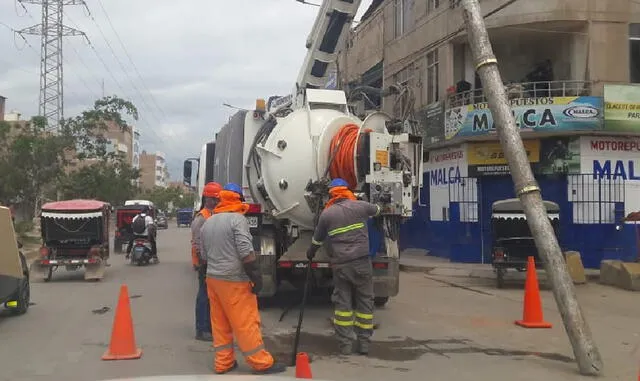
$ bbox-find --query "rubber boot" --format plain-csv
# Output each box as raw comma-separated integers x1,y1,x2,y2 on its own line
356,340,369,355
195,331,212,342
252,362,287,374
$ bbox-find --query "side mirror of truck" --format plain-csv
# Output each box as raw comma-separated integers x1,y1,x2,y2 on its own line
183,160,193,186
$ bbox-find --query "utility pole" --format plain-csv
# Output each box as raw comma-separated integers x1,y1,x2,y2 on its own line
460,0,603,376
17,0,88,131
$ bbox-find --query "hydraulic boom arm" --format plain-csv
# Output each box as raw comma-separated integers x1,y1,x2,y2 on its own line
293,0,362,109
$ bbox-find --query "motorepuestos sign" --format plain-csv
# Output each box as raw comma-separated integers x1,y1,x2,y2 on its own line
444,96,602,140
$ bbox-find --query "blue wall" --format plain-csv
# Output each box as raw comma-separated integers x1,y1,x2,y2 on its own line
400,173,639,269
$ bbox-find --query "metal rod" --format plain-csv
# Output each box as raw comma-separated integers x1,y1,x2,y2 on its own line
460,0,603,376
290,261,313,366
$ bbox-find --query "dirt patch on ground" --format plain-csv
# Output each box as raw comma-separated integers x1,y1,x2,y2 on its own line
264,331,574,364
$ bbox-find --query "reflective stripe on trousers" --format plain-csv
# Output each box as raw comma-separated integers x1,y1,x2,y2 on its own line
333,310,354,327
354,311,374,330
206,277,274,373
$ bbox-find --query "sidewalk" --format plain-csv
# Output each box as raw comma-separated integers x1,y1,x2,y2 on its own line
399,249,496,279
399,249,600,280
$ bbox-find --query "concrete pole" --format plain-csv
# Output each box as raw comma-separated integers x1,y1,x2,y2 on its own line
459,0,603,376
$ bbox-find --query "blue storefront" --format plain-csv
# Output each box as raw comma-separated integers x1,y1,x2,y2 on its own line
400,89,640,269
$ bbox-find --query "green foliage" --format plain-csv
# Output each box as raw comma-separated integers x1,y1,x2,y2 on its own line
0,96,142,217
0,118,71,215
59,158,140,206
138,185,195,213
14,220,37,243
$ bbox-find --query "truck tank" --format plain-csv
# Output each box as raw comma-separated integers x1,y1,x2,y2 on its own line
252,105,390,230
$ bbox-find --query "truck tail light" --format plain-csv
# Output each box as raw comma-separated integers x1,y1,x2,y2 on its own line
247,203,262,214
373,262,388,270
39,247,49,258
493,248,506,260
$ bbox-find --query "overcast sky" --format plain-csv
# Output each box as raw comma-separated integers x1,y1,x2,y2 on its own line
0,0,372,180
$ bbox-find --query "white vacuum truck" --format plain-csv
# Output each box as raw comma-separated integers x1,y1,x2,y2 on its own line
183,0,423,307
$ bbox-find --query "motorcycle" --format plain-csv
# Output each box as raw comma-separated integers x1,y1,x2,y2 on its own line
130,238,153,266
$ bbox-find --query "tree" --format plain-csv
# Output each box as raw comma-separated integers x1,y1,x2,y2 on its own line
0,96,142,217
0,116,71,217
59,96,141,205
138,185,196,212
59,158,140,206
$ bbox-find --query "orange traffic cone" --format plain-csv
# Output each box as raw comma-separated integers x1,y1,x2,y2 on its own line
102,284,143,360
295,352,313,379
515,256,552,329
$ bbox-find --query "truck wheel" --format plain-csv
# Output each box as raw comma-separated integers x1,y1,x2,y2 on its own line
374,297,389,308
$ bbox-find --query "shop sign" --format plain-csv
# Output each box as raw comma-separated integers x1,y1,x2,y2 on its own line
603,84,640,132
592,160,640,180
468,137,580,176
467,140,539,176
426,148,466,186
444,96,602,140
582,137,640,181
467,140,540,165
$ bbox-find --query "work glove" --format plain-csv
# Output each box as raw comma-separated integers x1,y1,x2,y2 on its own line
306,246,317,261
243,260,263,295
251,281,263,295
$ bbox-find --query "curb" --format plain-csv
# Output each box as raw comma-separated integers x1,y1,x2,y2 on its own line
399,263,436,274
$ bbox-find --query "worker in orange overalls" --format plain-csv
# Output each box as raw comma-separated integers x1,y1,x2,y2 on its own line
191,182,222,341
200,183,286,374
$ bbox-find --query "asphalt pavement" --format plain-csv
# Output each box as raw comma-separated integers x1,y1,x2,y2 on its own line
0,224,638,381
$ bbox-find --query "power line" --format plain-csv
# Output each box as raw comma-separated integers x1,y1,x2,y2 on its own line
94,0,168,120
81,4,164,129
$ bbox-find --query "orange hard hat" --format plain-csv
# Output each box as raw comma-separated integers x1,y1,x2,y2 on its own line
203,182,222,198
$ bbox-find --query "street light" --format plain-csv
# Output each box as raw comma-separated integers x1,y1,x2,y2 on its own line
222,103,249,111
296,0,320,6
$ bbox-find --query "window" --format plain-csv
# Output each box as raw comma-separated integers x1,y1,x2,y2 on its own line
426,49,439,104
394,0,414,38
630,24,640,83
428,0,440,13
394,65,414,86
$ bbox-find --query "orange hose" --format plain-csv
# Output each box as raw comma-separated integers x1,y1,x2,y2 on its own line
329,124,371,189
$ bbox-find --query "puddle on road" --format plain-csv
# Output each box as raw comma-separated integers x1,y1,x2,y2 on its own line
264,332,573,364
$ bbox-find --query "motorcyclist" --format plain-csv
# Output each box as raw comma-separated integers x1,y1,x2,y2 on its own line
126,206,158,263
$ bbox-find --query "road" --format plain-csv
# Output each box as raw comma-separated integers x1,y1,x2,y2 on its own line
0,224,637,381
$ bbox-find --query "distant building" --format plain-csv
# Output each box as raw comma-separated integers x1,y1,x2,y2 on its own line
65,120,134,173
0,95,6,120
139,150,169,190
168,181,192,193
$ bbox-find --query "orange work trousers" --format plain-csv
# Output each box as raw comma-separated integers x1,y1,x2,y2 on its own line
206,277,274,373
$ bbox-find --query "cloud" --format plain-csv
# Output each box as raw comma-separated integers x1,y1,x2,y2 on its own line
0,0,372,179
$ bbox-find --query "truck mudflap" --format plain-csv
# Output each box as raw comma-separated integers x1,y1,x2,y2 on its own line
372,256,400,298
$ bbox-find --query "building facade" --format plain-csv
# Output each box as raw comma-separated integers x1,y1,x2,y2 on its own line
139,150,169,190
339,0,640,268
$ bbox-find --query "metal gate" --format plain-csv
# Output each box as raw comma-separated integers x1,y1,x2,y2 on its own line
448,176,479,222
568,174,625,224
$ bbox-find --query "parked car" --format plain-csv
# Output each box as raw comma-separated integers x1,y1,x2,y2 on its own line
0,206,30,316
155,212,168,229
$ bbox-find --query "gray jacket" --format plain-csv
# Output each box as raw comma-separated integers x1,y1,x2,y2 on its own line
312,199,380,265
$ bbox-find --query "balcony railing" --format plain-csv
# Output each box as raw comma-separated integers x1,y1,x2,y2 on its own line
446,80,592,108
